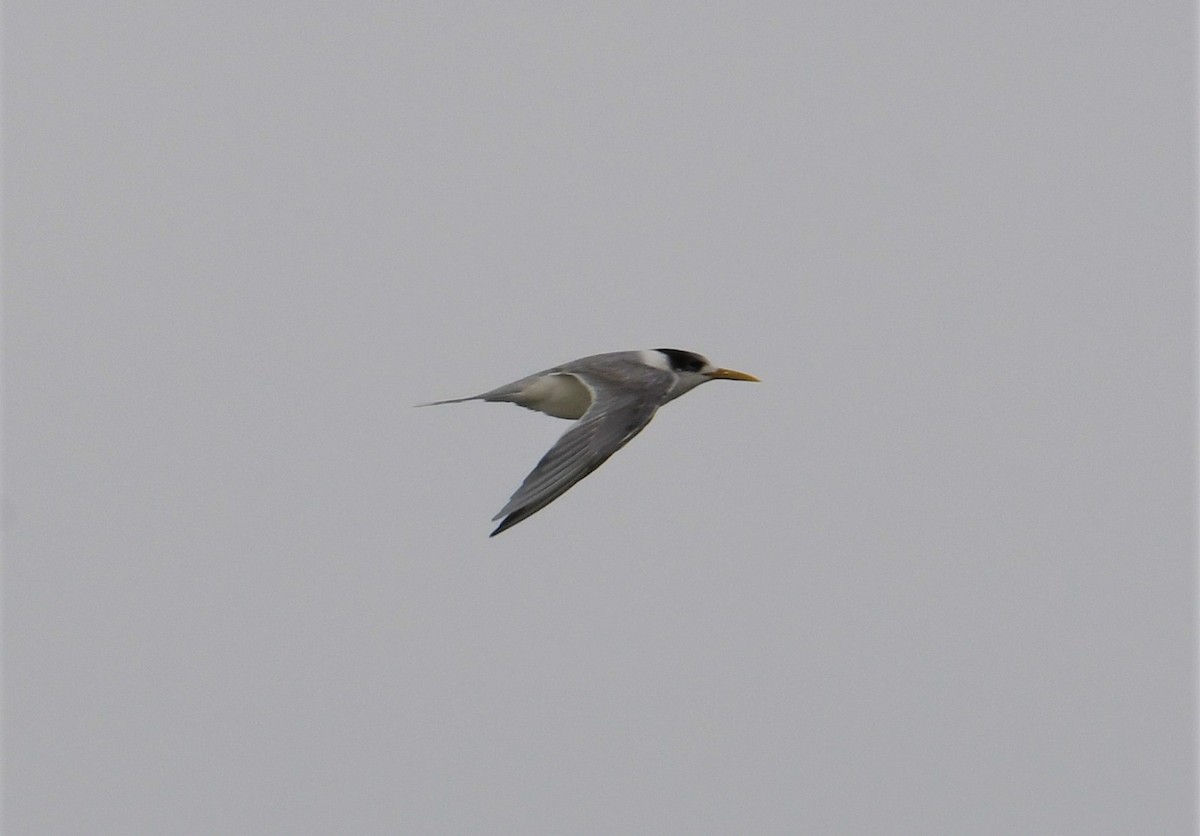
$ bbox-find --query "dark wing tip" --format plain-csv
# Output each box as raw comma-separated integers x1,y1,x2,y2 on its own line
490,503,541,536
489,513,520,537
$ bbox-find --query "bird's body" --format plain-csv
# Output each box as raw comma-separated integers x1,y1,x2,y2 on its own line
420,349,758,536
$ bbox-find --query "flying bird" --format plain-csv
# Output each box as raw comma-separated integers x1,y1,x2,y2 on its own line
419,348,759,536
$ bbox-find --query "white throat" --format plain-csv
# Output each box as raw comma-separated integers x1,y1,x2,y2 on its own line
665,371,710,401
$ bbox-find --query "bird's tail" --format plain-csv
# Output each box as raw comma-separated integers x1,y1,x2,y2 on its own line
413,395,481,408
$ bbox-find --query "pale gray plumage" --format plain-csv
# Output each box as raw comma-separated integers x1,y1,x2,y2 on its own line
419,349,759,536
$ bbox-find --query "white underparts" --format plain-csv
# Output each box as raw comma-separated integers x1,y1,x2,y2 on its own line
513,373,594,420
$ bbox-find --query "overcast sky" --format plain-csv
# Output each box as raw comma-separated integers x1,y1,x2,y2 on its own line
5,3,1196,834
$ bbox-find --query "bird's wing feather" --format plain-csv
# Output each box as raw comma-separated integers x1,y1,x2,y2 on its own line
489,367,671,536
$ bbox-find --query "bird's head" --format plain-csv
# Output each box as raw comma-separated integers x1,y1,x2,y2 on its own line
642,348,760,400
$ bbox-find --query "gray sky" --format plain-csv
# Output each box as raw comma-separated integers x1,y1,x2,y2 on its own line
5,3,1196,834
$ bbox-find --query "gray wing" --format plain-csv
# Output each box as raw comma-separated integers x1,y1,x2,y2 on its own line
489,370,669,536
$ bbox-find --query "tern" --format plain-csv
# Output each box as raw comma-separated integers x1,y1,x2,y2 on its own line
420,348,759,536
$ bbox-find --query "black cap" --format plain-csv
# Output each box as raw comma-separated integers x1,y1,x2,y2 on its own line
654,348,708,373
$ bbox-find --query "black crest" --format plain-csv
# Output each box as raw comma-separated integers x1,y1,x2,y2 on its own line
655,348,707,373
